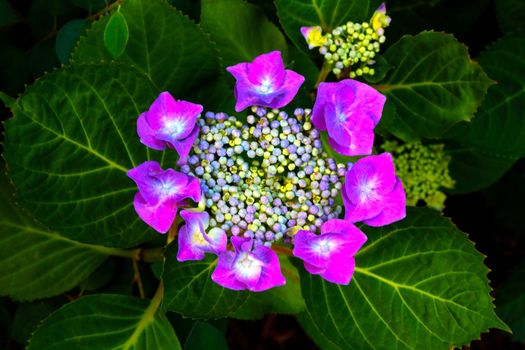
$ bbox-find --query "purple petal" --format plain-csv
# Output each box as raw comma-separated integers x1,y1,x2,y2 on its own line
248,51,285,88
300,26,314,40
364,177,406,226
211,251,247,291
312,82,336,131
137,113,166,150
172,125,200,166
133,192,177,234
343,153,401,225
226,51,304,112
177,210,227,261
127,161,164,204
321,219,368,256
326,120,375,156
250,245,286,291
353,80,386,126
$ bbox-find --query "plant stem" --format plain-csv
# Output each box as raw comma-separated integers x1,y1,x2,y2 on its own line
139,247,165,263
315,61,331,89
132,258,145,298
272,244,293,256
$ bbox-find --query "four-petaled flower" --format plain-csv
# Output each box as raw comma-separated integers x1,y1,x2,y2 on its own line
138,92,202,165
293,219,367,284
300,26,328,49
177,209,227,261
127,161,201,233
212,236,286,292
371,3,391,35
226,51,305,112
342,153,406,226
312,79,386,156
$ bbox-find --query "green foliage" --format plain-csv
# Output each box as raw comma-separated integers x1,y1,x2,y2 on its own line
183,322,228,350
0,166,119,301
27,294,181,350
3,63,176,247
55,19,89,64
297,208,508,349
0,0,17,28
73,0,220,96
275,0,370,52
496,0,525,35
377,31,493,141
103,8,129,58
162,244,248,318
448,36,525,159
200,0,288,67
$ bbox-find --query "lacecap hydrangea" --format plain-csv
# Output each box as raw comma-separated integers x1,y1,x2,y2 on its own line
127,50,406,291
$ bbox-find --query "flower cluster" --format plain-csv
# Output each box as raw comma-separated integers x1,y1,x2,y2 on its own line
301,3,391,78
127,50,406,292
382,141,454,210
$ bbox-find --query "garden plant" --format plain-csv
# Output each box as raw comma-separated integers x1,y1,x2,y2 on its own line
0,0,524,349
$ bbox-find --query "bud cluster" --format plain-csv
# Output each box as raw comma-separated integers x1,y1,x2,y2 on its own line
181,107,349,247
382,141,454,210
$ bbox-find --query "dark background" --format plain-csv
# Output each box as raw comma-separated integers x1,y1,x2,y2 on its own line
1,0,524,349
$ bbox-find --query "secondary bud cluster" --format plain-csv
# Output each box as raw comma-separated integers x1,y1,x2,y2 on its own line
181,107,348,247
382,141,454,210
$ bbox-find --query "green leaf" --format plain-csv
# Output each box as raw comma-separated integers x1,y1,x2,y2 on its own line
0,90,15,108
162,243,248,318
298,207,509,350
229,255,306,320
73,0,220,96
445,143,515,194
55,19,89,64
447,36,525,159
103,8,129,58
497,260,525,342
376,31,493,141
183,322,228,350
27,293,181,350
3,63,176,247
0,0,17,28
275,0,369,52
496,0,525,35
10,299,64,345
0,164,136,301
69,0,111,11
200,0,288,67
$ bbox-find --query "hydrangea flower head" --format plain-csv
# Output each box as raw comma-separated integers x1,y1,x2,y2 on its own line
312,79,386,156
293,219,367,284
138,92,202,164
226,51,305,112
177,209,227,261
343,153,406,226
128,51,406,291
212,236,286,292
127,161,201,233
300,26,328,49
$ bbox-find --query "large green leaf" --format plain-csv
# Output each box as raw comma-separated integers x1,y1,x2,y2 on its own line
27,294,181,349
445,143,515,194
229,255,306,320
496,0,525,35
0,164,135,301
183,322,228,350
73,0,220,96
298,208,508,350
376,31,492,141
200,0,288,67
162,243,248,318
3,63,176,247
447,36,525,159
103,9,129,58
275,0,369,52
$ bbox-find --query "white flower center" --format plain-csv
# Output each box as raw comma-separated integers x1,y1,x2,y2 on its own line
312,238,337,257
257,77,274,94
358,176,381,202
163,117,186,138
235,252,263,279
157,180,179,198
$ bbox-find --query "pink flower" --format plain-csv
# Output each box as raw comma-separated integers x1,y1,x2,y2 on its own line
177,210,227,261
127,161,201,233
226,51,304,112
137,92,202,165
293,219,367,284
211,237,286,292
312,80,385,156
342,153,406,226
